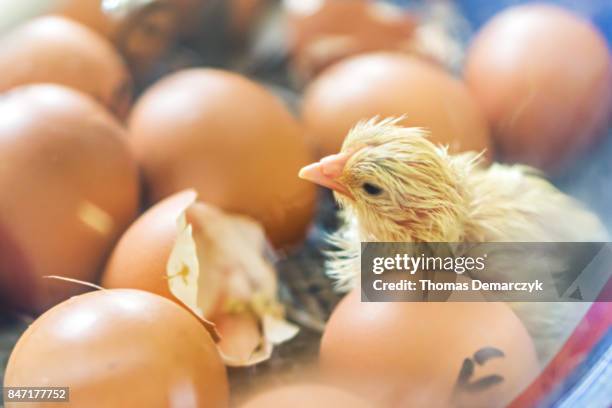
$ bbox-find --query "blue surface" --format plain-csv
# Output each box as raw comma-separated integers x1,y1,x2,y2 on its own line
548,329,612,408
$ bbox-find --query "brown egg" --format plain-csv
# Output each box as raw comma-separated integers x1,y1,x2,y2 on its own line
285,0,417,81
320,290,539,407
0,85,139,314
52,0,189,77
241,384,373,408
129,69,316,247
302,52,492,159
0,16,132,118
103,190,299,366
464,4,612,172
102,190,197,303
4,289,229,408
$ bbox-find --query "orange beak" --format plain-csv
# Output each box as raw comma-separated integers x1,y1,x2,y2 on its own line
298,152,353,199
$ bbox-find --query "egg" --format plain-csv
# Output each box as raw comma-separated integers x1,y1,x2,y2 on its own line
0,84,139,314
302,52,492,159
103,191,195,303
0,16,132,118
240,384,373,408
285,0,417,81
102,190,299,366
320,290,539,407
51,0,193,77
129,68,316,247
3,289,229,408
464,4,612,172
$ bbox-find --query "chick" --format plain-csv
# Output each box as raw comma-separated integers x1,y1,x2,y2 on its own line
299,117,608,365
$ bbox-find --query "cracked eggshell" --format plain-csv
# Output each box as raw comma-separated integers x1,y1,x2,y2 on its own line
241,384,373,408
102,190,298,366
320,290,539,407
285,0,417,81
464,4,612,172
0,84,140,314
4,289,229,408
301,52,492,160
102,191,225,327
129,69,317,247
0,16,132,119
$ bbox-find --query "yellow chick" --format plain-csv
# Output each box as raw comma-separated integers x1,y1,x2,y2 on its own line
299,117,608,365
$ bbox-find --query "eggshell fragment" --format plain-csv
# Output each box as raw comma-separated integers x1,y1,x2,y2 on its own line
302,52,492,159
129,68,316,247
0,84,139,314
102,190,299,366
320,290,539,407
3,289,229,408
240,384,373,408
0,16,132,118
464,4,612,172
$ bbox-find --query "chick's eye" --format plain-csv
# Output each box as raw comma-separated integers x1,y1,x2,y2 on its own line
362,182,383,196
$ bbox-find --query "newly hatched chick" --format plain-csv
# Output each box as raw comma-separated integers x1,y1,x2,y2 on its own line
299,117,608,365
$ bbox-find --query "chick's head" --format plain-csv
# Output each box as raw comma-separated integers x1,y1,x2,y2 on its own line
300,118,469,242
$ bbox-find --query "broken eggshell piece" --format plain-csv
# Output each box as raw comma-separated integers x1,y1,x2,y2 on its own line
170,200,300,365
103,190,298,366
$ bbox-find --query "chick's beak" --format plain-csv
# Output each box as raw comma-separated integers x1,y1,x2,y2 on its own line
299,153,353,199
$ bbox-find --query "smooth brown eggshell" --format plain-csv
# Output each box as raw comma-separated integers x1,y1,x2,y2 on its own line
129,68,316,247
241,384,373,408
3,289,229,408
285,0,417,81
320,290,539,407
302,52,492,159
0,84,139,314
464,4,612,172
102,190,197,303
0,15,132,118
